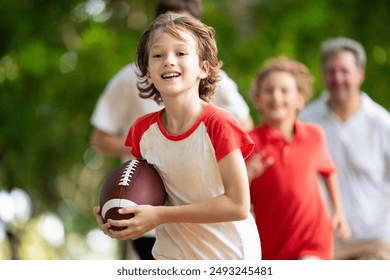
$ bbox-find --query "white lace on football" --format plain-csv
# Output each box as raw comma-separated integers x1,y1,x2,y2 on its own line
118,160,139,186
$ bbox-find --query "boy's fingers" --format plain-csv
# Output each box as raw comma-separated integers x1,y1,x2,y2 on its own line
118,206,137,214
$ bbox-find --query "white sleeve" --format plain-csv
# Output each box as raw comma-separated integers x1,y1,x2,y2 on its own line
212,69,250,123
90,64,136,136
90,64,161,137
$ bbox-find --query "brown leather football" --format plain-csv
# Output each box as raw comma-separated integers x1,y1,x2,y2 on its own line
99,159,166,231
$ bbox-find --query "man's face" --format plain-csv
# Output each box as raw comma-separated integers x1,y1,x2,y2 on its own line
322,51,365,104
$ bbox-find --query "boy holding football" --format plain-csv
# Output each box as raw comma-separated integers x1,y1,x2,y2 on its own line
93,13,261,260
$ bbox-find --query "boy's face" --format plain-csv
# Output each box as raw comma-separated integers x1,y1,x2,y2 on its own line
146,28,207,98
322,51,364,105
254,71,304,123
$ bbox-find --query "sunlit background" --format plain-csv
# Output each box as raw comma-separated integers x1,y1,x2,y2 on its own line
1,0,389,259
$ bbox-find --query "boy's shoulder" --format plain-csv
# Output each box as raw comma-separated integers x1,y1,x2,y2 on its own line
132,110,161,130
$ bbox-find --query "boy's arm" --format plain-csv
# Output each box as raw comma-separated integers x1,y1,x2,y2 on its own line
90,129,131,157
322,173,351,242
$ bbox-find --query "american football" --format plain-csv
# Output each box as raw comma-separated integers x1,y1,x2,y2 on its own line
99,159,166,230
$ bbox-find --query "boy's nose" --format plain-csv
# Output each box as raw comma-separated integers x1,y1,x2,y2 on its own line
163,53,176,66
271,90,283,101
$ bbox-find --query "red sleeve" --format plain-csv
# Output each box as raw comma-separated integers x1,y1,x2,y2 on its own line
125,121,142,159
124,112,159,159
205,105,254,162
246,128,263,162
311,124,337,177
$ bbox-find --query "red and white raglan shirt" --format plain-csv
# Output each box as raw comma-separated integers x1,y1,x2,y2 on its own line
125,104,261,260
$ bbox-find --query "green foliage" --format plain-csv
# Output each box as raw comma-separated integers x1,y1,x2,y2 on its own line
0,0,389,254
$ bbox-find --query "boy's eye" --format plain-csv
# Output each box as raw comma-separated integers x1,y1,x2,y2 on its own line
152,54,162,58
177,51,186,56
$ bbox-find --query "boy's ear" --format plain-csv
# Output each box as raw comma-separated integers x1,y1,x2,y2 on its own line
200,60,209,79
253,93,263,111
297,93,306,111
147,69,152,84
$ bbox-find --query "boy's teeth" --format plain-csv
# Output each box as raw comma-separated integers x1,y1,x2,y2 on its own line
162,73,180,78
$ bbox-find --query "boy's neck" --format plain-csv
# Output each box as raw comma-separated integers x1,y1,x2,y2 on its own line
162,98,208,135
264,118,296,142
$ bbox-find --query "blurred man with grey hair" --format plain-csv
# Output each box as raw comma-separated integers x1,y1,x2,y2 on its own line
300,36,390,259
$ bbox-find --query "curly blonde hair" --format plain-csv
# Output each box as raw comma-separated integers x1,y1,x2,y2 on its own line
136,12,222,104
250,56,314,104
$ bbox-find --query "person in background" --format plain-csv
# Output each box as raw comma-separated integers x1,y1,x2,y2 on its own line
300,37,390,260
94,12,261,260
246,56,350,260
90,0,254,259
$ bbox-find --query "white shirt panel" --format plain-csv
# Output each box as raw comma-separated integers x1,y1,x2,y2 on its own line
136,120,260,259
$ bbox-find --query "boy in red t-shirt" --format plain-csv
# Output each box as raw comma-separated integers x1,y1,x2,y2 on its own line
246,56,350,260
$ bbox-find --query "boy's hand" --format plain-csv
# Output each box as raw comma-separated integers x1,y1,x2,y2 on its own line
246,152,274,182
332,213,351,242
93,206,112,234
93,205,160,240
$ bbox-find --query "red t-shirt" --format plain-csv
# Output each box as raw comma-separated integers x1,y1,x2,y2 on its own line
248,121,336,260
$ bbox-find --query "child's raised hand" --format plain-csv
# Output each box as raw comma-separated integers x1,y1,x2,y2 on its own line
246,152,274,182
